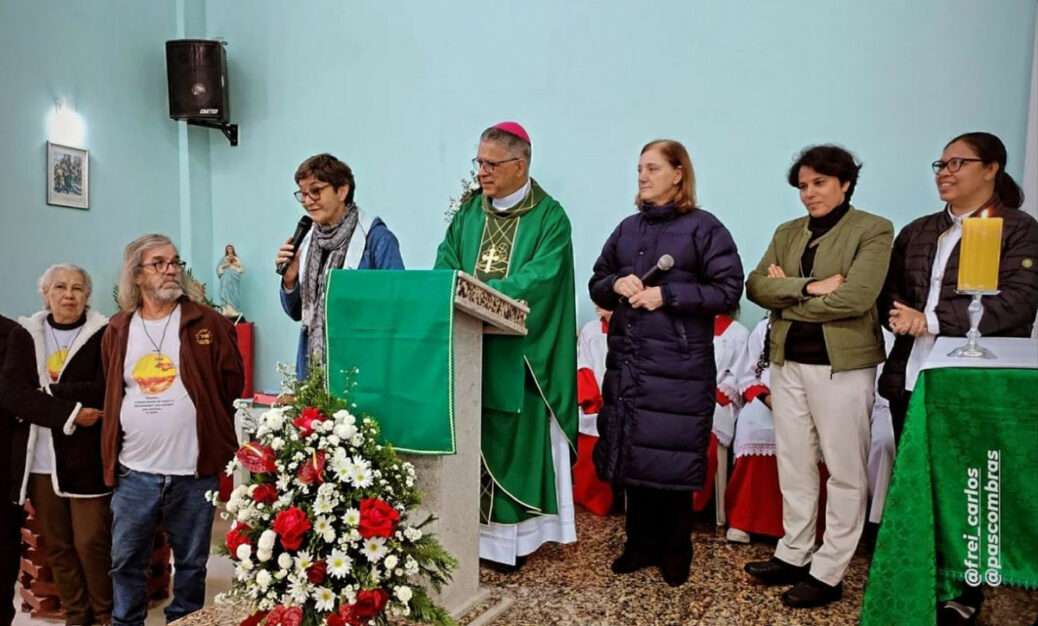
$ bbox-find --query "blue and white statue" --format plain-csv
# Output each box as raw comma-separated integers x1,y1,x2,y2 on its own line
217,243,244,318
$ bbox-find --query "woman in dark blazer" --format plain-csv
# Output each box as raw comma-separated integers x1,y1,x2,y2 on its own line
878,132,1038,625
589,139,743,586
0,264,111,626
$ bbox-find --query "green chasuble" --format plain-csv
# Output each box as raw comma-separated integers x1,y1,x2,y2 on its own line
434,179,577,525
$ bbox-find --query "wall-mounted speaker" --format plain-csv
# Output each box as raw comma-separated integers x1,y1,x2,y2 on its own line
165,39,229,123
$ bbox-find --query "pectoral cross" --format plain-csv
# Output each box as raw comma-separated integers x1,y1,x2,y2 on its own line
481,246,501,273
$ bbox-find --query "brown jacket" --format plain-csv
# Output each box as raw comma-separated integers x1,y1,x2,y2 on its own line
101,298,244,486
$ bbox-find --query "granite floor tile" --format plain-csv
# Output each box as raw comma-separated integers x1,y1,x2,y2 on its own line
479,508,1037,625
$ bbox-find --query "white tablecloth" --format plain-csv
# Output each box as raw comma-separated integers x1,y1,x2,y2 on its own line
923,337,1038,371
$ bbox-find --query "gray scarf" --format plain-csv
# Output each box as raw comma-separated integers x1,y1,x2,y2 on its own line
301,204,360,365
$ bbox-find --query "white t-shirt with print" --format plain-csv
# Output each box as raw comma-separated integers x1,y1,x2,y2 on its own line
119,306,199,475
31,323,82,473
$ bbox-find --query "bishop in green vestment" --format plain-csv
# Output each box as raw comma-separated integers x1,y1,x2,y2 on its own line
434,122,577,566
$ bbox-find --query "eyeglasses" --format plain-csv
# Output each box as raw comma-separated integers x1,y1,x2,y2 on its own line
139,259,187,273
932,158,984,174
472,157,519,173
293,183,331,203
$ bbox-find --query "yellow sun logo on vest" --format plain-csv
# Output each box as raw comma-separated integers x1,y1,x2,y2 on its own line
132,353,178,395
46,349,67,382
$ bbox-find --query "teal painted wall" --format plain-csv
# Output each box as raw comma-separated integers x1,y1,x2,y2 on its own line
2,1,1035,393
0,1,185,317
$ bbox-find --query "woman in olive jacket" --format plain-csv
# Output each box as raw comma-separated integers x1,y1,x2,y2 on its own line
744,145,893,609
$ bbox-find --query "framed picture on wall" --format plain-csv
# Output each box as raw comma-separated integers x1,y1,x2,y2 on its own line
46,142,89,209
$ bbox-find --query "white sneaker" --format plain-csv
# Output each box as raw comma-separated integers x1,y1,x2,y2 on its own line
726,528,750,543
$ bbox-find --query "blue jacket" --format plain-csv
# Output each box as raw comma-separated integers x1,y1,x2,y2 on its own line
589,204,743,490
279,216,403,380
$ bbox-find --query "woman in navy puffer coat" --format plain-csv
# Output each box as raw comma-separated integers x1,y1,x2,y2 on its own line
589,139,743,586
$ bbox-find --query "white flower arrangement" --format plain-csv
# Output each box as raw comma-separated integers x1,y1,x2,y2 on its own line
212,367,455,626
443,170,481,223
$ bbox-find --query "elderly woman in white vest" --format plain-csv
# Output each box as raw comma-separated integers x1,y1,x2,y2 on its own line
274,153,404,379
0,263,111,625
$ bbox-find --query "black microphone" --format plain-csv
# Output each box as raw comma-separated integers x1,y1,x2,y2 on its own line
276,216,314,276
640,254,674,285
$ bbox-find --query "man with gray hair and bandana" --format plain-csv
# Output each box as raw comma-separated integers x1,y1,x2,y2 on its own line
101,234,243,626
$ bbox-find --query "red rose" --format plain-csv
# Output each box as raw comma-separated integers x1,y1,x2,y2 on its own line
236,442,277,473
251,483,278,505
224,523,251,557
307,559,327,584
273,507,311,551
296,450,326,486
265,605,303,626
358,498,400,539
352,588,389,620
326,604,360,626
292,406,326,437
238,610,268,626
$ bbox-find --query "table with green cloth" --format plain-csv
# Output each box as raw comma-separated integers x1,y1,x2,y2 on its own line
862,337,1038,625
324,269,460,455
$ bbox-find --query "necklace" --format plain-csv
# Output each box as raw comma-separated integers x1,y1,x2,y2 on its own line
140,304,178,363
48,321,84,376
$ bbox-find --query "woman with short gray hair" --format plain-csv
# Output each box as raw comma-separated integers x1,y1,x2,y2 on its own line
0,263,112,625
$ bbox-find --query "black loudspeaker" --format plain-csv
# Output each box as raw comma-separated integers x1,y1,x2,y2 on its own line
165,39,229,123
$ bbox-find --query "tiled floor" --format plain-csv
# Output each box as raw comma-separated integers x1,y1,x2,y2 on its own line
10,509,1037,625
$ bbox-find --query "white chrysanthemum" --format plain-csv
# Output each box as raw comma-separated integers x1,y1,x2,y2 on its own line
350,433,365,447
258,530,277,551
326,434,341,446
294,551,314,573
276,474,292,492
370,566,382,583
270,437,286,451
404,556,419,574
225,458,238,477
287,576,310,604
361,537,388,562
395,585,413,603
256,569,272,589
328,549,353,578
403,527,423,542
236,544,252,560
351,466,373,489
383,555,398,570
313,495,335,516
330,451,354,482
262,408,286,430
313,516,335,543
277,552,293,570
312,586,336,612
256,548,272,563
234,562,251,580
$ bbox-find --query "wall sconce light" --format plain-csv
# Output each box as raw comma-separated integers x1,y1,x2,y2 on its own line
46,98,86,147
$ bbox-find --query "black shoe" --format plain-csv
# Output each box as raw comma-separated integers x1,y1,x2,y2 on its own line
481,555,525,574
937,586,983,625
611,549,656,574
744,557,810,586
659,554,691,587
781,575,843,608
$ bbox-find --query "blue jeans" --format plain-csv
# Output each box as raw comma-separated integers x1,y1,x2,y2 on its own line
110,466,218,626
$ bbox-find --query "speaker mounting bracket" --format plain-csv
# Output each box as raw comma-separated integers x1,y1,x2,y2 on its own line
186,120,239,146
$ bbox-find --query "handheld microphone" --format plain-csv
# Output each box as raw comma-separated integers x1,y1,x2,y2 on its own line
276,216,314,276
640,254,674,285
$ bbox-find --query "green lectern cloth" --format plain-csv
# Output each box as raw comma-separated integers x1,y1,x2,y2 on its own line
861,368,1038,626
324,269,458,455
